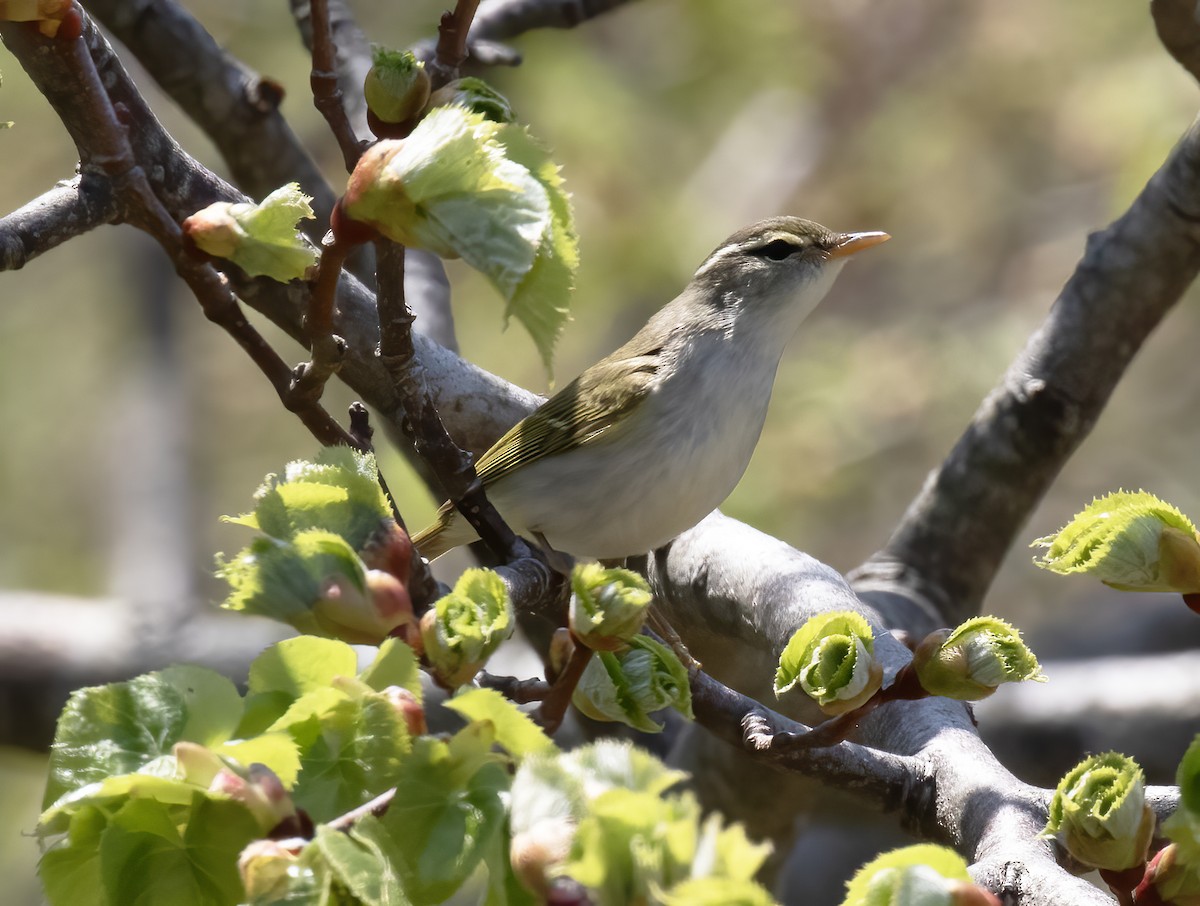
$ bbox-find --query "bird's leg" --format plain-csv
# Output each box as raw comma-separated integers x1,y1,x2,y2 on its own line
533,531,576,576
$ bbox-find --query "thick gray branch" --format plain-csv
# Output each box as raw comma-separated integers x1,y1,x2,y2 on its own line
1153,0,1200,84
470,0,637,41
0,175,114,270
850,115,1200,625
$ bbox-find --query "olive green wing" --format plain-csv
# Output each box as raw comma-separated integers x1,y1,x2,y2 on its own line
475,346,662,485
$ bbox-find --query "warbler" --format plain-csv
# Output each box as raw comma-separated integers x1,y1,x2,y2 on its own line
414,217,889,561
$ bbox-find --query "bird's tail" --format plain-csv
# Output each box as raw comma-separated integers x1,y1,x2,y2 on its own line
411,501,479,561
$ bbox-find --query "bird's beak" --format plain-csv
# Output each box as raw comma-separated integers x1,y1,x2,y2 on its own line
827,231,891,259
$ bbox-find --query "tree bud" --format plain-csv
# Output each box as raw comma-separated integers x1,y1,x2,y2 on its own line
420,568,513,687
913,616,1045,701
363,47,430,126
775,611,882,715
568,563,652,651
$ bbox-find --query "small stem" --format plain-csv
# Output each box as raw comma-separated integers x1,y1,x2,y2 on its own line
374,239,526,562
428,0,482,88
478,671,552,703
309,0,364,170
1099,866,1147,906
326,786,395,830
535,641,593,735
288,238,351,411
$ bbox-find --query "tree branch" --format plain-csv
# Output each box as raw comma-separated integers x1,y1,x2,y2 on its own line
469,0,637,42
850,113,1200,626
1152,0,1200,84
0,174,114,270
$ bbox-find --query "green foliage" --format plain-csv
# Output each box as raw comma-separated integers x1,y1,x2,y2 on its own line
218,450,416,645
1032,489,1200,594
840,844,974,906
342,106,577,371
1042,751,1154,871
572,635,693,733
427,76,516,124
569,562,653,650
183,183,318,282
419,568,514,687
775,611,882,715
363,46,429,124
913,616,1045,701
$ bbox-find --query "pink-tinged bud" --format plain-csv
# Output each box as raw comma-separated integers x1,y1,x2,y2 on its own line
312,569,415,645
381,685,427,737
173,741,225,787
209,762,296,833
548,628,575,682
360,520,413,581
511,816,576,897
238,839,300,902
949,881,1003,906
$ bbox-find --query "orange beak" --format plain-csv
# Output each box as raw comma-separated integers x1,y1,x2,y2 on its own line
827,231,891,260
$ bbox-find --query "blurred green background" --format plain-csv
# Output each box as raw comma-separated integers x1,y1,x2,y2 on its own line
3,1,1200,902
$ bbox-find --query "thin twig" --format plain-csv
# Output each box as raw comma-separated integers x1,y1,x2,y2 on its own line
478,671,552,703
288,237,350,412
309,0,364,170
534,641,592,734
428,0,483,88
326,787,395,830
33,9,359,451
375,239,526,560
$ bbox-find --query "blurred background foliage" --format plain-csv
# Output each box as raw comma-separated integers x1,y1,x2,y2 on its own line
4,0,1200,902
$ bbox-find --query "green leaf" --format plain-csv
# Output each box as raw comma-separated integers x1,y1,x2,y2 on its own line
379,732,509,905
45,674,189,808
658,877,777,906
314,823,411,906
572,636,692,733
774,611,882,715
444,687,555,758
427,77,515,124
841,844,972,906
248,637,360,700
227,448,393,550
342,107,577,371
360,637,423,700
41,770,201,834
158,665,244,748
99,794,258,906
40,805,108,906
1164,736,1200,860
1032,489,1200,593
215,733,302,789
289,691,412,823
183,183,317,283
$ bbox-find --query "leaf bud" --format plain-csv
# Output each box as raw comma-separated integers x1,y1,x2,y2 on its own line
363,47,430,128
380,684,427,737
841,844,996,906
1041,752,1154,871
426,76,516,123
511,816,576,897
572,635,692,733
568,563,652,651
311,568,415,645
420,568,513,687
913,616,1045,701
774,611,882,715
208,761,297,834
1032,490,1200,594
238,839,301,902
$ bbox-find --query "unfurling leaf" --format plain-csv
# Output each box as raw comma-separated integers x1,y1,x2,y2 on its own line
1041,752,1154,871
572,635,692,733
420,568,514,686
342,106,576,371
427,76,516,123
775,611,882,715
183,182,318,282
841,844,998,906
569,563,653,650
913,616,1045,701
1032,490,1200,594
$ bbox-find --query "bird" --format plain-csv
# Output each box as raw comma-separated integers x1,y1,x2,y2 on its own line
413,216,889,562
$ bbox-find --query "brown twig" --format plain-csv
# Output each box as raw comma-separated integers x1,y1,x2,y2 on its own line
428,0,483,88
326,786,395,830
375,240,526,561
535,640,592,734
287,237,351,412
28,8,359,452
308,0,364,170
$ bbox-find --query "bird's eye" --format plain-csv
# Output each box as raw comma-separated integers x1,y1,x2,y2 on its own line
750,238,798,261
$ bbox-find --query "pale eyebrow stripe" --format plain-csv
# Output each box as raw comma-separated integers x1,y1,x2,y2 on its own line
692,232,799,277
